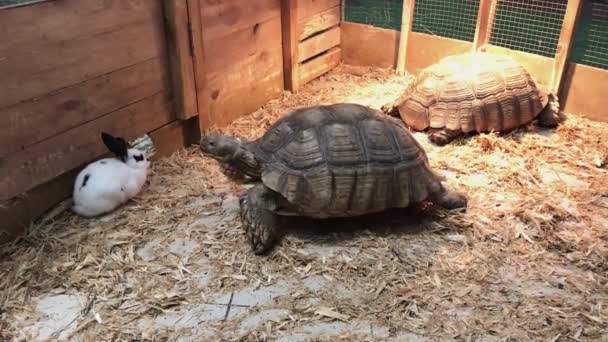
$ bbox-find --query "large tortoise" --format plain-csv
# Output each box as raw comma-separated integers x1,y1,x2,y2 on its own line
382,52,561,145
200,103,467,254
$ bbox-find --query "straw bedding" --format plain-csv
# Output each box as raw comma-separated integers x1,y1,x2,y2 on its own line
1,64,607,341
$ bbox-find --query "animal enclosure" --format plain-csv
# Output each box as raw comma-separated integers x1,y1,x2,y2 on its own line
1,0,607,340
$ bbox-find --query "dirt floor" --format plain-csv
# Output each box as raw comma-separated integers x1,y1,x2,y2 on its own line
1,64,607,341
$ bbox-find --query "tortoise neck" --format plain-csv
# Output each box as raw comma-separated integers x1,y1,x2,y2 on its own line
232,145,262,179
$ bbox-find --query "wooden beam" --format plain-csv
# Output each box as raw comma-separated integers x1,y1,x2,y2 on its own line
298,26,341,62
473,0,498,51
299,47,342,85
281,0,300,92
186,0,210,133
162,0,198,120
298,5,340,41
551,0,583,96
396,0,415,74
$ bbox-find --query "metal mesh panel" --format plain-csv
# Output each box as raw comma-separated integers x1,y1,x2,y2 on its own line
412,0,480,42
343,0,403,30
489,0,567,57
571,1,608,70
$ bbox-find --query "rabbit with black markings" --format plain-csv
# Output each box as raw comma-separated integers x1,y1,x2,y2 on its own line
72,132,150,217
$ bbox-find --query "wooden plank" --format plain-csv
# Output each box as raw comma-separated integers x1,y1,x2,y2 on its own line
473,0,498,51
148,118,201,160
341,22,400,68
162,0,199,120
396,0,415,74
299,47,341,85
485,44,554,87
203,17,283,73
297,0,340,21
0,0,165,109
561,63,608,123
406,32,473,74
0,58,168,158
199,0,281,39
282,0,300,92
0,167,78,245
0,92,175,201
298,5,340,41
298,26,341,62
203,48,285,127
551,0,582,95
186,0,211,132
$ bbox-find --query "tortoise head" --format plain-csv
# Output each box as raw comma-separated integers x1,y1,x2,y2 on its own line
199,133,242,162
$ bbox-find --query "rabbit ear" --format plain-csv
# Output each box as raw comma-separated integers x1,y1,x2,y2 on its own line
101,132,128,161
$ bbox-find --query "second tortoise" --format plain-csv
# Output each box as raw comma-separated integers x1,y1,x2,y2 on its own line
382,52,561,145
200,103,467,254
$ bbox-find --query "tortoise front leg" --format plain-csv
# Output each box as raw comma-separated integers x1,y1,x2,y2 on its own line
537,93,561,128
429,184,467,210
221,162,245,181
428,128,463,146
239,184,282,255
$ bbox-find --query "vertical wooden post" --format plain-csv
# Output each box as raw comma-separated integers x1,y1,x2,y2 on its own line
396,0,415,75
186,0,211,133
161,0,199,120
551,0,582,96
473,0,498,51
281,0,300,92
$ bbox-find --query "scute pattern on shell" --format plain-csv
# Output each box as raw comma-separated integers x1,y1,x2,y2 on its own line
252,104,444,218
397,53,548,133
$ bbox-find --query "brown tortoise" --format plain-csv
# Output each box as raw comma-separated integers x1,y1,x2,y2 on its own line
382,52,561,145
200,103,467,255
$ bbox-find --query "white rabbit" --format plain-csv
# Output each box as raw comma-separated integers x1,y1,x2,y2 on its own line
72,132,150,217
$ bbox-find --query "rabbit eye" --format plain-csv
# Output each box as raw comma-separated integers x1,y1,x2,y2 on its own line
134,154,144,162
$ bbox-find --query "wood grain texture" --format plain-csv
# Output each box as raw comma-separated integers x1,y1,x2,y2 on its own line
0,0,165,109
341,22,400,68
0,92,175,201
0,58,168,158
298,5,340,41
162,0,199,119
297,0,340,21
282,0,300,92
561,63,608,123
551,0,582,95
186,0,210,131
396,0,415,74
199,0,281,39
148,117,201,160
299,47,341,85
298,26,340,62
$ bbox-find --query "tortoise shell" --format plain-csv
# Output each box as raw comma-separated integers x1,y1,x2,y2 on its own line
396,52,549,133
250,103,445,218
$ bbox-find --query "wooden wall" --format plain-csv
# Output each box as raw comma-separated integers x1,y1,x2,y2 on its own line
282,0,342,92
0,0,192,242
191,0,285,129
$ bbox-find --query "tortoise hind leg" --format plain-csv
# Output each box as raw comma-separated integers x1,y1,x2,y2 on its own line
428,128,463,146
537,93,561,128
429,185,467,210
239,184,283,255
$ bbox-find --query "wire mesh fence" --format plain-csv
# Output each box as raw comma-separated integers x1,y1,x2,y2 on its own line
489,0,567,57
571,0,608,70
412,0,480,42
343,0,403,30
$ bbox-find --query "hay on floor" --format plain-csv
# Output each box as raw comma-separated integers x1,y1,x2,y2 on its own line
1,64,607,341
